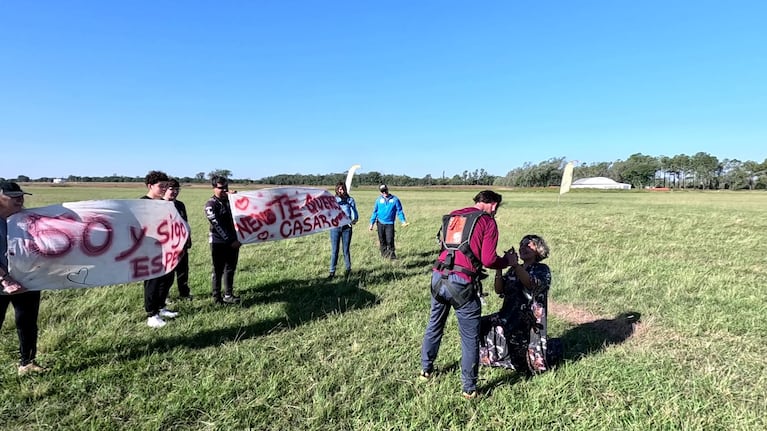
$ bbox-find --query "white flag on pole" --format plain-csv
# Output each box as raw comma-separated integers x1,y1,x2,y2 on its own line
560,161,574,195
345,164,361,192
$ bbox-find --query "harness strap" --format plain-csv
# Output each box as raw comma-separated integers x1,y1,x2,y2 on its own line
433,262,476,279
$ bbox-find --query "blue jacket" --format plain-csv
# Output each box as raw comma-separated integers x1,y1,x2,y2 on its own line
369,194,406,225
336,195,359,226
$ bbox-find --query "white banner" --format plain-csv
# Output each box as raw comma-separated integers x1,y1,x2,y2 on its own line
230,187,351,244
7,199,189,291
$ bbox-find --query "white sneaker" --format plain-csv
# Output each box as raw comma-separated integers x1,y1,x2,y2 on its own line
159,308,179,319
147,315,166,328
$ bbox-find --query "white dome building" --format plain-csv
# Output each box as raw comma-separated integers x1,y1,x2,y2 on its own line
571,177,631,190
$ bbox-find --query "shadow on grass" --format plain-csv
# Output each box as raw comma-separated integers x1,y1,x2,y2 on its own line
402,249,439,271
67,277,379,371
558,311,642,361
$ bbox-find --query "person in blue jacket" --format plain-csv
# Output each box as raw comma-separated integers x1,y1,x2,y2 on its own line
328,181,359,279
368,184,407,259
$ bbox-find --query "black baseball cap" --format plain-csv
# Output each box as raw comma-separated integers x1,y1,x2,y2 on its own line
0,181,32,198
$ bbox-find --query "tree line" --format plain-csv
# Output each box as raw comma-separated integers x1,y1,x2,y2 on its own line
494,153,767,190
6,153,766,190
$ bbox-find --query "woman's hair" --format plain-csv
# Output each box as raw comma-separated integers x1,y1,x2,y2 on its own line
521,234,550,261
335,181,348,196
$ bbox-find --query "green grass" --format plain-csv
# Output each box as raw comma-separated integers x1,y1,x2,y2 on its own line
2,186,766,430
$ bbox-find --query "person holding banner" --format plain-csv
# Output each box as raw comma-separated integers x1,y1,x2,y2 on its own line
328,181,359,279
141,171,179,328
368,184,407,259
0,181,47,374
163,178,193,301
204,176,241,305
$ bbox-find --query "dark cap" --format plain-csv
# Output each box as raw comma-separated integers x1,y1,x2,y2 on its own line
379,184,388,192
0,181,32,198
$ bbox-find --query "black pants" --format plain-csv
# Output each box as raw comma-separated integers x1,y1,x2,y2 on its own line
144,272,174,317
211,243,240,298
0,291,41,366
172,250,190,298
376,223,396,258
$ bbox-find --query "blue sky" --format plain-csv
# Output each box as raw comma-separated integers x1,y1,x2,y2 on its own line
2,1,765,180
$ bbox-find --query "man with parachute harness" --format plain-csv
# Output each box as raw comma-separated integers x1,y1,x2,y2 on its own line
419,190,514,399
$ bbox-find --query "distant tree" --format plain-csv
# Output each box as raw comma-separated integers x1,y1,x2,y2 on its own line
208,169,232,179
690,152,720,189
617,153,658,188
365,171,383,186
658,155,671,187
671,154,691,188
16,175,30,182
573,161,615,180
721,159,747,190
741,160,762,190
195,172,205,181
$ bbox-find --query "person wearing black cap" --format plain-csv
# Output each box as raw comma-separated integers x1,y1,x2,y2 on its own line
368,184,407,259
0,181,47,375
204,175,241,304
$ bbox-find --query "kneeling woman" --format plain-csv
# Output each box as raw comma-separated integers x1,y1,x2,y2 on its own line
480,234,553,372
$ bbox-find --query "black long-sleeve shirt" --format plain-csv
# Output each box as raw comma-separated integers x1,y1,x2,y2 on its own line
204,195,237,245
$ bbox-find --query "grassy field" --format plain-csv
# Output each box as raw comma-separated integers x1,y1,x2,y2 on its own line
2,185,766,430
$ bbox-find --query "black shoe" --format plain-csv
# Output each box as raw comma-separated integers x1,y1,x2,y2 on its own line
344,269,352,278
213,295,224,305
223,294,241,304
327,272,335,280
419,369,433,381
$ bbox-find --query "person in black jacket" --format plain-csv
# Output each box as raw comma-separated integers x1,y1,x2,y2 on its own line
0,181,47,374
163,178,192,301
204,176,241,304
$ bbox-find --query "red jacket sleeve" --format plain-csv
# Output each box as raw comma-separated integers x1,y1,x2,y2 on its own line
471,215,507,270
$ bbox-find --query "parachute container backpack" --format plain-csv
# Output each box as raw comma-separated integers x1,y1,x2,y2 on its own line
432,211,488,307
437,210,485,277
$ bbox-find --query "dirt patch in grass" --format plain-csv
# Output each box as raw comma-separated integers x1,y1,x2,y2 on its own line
550,300,645,343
